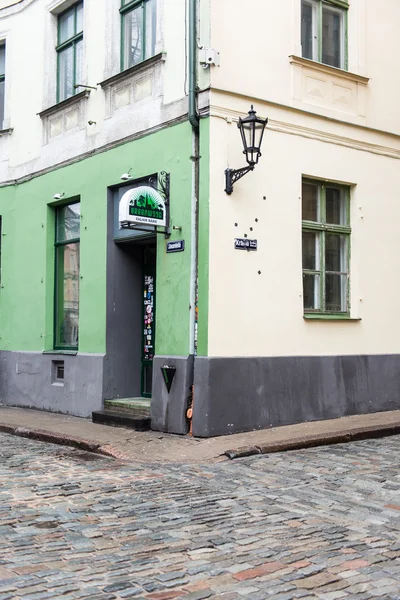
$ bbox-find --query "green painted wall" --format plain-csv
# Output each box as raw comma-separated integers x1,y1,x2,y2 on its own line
0,121,195,356
196,117,210,357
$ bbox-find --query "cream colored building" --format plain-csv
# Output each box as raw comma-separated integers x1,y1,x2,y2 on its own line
191,0,400,436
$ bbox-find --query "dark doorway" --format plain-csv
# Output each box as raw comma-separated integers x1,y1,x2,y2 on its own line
104,235,156,401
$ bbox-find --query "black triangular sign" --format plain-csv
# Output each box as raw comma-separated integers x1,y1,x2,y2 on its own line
161,366,176,393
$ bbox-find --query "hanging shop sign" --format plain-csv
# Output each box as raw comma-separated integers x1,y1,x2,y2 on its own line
234,238,258,251
120,186,166,227
118,172,171,237
166,240,185,253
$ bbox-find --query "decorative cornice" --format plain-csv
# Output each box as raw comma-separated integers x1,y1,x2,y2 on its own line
210,105,400,160
289,55,370,85
99,53,166,89
37,90,90,119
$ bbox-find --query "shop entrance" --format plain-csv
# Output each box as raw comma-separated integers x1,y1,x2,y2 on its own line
104,232,157,403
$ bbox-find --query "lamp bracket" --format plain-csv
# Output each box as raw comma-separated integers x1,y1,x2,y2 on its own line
225,165,254,195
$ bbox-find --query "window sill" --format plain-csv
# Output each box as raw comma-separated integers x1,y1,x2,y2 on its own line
43,350,78,355
98,52,166,89
0,128,13,136
289,55,369,85
37,90,90,119
304,314,361,322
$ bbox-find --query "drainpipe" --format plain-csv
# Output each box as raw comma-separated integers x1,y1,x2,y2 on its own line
188,0,199,433
188,0,199,131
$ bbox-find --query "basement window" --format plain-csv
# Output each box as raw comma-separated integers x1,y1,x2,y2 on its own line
52,360,65,385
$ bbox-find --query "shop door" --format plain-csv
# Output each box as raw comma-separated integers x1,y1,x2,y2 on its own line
141,245,156,397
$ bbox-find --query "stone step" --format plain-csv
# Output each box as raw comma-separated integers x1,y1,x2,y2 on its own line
92,410,151,431
104,398,151,417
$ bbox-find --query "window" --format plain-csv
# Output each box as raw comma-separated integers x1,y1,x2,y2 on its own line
54,202,80,349
301,0,347,70
120,0,156,70
302,180,350,315
56,1,83,102
0,44,5,128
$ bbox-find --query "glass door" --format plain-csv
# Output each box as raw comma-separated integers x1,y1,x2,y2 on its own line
141,245,156,397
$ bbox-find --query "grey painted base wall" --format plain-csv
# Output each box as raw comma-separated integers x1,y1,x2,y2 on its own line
0,351,104,417
192,355,400,437
151,355,194,435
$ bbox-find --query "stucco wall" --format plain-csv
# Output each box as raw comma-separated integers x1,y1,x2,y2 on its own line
205,91,400,358
0,0,190,181
0,122,194,357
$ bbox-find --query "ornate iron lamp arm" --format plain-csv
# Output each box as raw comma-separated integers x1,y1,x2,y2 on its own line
224,165,254,195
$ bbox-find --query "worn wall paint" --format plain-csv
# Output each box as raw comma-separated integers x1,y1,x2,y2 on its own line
0,0,189,181
0,122,194,356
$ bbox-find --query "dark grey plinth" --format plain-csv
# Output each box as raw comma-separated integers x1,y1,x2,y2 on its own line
151,355,194,434
0,351,104,417
192,354,400,437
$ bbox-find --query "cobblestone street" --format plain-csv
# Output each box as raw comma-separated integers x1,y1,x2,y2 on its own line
1,433,400,599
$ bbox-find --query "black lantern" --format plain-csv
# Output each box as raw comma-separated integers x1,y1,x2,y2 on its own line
225,105,268,195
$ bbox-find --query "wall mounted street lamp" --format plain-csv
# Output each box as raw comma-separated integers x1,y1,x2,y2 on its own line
225,105,268,195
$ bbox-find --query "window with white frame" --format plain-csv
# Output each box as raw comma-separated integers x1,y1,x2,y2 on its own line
301,0,347,70
56,1,83,102
120,0,156,71
0,44,5,128
302,179,351,315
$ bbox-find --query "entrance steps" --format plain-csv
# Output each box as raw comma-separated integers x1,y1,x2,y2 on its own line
92,398,151,431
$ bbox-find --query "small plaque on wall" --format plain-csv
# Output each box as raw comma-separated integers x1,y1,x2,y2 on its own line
234,238,257,251
166,240,185,253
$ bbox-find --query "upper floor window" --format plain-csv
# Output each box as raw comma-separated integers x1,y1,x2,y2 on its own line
56,1,83,102
301,0,347,70
120,0,156,71
0,44,5,128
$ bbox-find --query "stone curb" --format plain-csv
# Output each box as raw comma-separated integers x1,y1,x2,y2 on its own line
224,422,400,459
0,423,128,460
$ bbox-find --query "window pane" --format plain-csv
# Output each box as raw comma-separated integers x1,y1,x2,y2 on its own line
302,182,319,221
55,243,80,348
301,1,314,60
0,80,4,128
75,39,83,86
124,5,143,68
57,203,81,242
326,186,347,225
302,231,320,270
58,6,75,44
303,273,320,310
145,0,156,59
0,46,5,75
326,233,347,273
58,46,74,100
322,6,343,68
326,273,347,312
76,2,83,34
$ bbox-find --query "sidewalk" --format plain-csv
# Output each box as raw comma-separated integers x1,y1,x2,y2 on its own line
0,405,400,463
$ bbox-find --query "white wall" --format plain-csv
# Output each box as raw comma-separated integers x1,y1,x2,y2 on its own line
0,0,189,182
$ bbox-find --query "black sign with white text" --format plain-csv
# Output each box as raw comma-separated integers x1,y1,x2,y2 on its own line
234,238,258,251
166,240,185,253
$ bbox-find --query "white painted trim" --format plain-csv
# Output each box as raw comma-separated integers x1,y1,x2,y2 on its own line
289,55,369,84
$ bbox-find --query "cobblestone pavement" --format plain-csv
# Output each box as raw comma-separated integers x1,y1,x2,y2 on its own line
1,434,400,599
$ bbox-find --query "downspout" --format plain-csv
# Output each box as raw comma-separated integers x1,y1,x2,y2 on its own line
188,0,199,432
188,0,199,131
